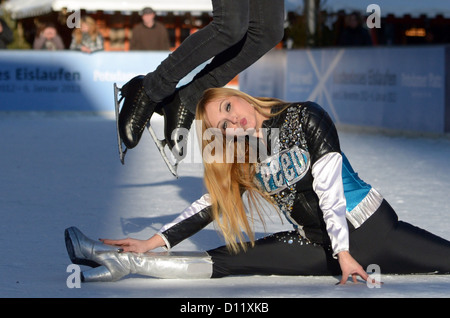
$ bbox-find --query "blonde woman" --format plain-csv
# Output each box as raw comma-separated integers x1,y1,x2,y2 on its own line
70,16,103,53
66,88,450,283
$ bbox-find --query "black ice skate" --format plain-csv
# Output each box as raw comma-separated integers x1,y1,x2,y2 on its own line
162,93,195,161
114,80,194,178
146,92,195,178
114,76,159,164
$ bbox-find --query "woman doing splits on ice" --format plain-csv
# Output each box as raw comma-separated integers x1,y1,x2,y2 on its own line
65,88,450,283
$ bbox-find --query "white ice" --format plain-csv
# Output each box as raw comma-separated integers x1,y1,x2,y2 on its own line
1,112,450,298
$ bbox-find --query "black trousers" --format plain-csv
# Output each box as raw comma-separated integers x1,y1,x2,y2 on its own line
208,200,450,278
143,0,285,112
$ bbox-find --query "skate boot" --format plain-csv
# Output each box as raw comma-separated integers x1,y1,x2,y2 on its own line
146,92,195,178
114,76,159,163
64,227,213,282
163,93,195,161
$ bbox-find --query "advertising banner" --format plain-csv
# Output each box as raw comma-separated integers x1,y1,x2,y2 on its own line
0,51,170,111
241,46,449,134
1,47,448,133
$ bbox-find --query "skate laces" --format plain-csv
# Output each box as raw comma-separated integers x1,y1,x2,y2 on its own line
130,87,153,134
176,105,194,129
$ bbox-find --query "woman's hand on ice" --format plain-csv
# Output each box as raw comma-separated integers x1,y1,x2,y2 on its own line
337,250,369,285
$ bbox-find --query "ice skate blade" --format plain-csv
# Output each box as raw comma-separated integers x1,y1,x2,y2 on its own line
147,124,179,178
114,83,127,164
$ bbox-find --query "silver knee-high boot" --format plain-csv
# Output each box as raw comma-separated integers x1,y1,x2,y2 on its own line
65,227,213,282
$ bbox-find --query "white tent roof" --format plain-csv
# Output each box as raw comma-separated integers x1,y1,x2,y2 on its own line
3,0,213,19
4,0,450,19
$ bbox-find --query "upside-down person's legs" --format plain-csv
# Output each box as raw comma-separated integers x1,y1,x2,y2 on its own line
162,0,285,161
179,0,285,113
118,0,250,150
143,0,251,103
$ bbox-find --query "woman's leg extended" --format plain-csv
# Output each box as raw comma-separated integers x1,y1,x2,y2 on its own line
143,0,250,103
379,221,450,274
349,200,450,275
208,231,340,278
180,0,285,112
65,227,214,282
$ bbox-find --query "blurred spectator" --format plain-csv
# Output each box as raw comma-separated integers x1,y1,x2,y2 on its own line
338,12,372,46
0,18,13,49
33,23,65,50
107,13,127,50
130,7,170,50
70,16,104,53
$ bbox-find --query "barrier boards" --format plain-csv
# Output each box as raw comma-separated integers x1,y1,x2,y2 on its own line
0,51,174,111
241,46,450,134
1,47,449,133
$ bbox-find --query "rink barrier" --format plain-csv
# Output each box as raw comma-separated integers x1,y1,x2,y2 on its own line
1,47,449,134
240,45,450,134
0,50,204,112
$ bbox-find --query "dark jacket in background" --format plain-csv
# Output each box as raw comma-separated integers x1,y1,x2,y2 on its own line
0,18,14,49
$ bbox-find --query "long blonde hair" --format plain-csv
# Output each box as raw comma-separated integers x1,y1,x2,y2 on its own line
196,88,286,253
73,16,100,44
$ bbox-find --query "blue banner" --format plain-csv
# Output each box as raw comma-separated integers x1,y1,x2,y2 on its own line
1,47,448,133
0,51,170,111
241,46,449,134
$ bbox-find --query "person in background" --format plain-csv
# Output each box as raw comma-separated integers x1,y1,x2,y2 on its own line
130,7,170,51
33,23,65,50
338,11,372,46
0,17,13,49
70,16,104,53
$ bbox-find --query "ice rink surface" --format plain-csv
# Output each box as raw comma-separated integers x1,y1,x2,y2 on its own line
1,112,450,299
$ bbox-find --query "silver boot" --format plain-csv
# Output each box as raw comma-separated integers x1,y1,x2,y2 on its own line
65,226,122,268
65,227,213,282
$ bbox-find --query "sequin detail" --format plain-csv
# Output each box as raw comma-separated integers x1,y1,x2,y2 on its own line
268,231,328,249
272,231,310,245
259,105,309,234
278,105,308,151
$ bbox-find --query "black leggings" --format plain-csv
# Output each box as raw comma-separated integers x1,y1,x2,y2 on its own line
208,201,450,278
